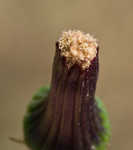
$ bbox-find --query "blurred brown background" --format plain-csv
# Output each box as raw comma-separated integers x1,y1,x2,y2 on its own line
0,0,133,150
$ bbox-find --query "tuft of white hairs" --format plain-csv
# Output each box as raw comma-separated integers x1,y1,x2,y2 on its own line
58,30,98,69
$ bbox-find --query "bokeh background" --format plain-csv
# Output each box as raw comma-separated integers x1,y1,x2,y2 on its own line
0,0,133,150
